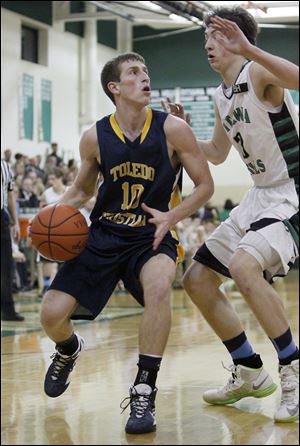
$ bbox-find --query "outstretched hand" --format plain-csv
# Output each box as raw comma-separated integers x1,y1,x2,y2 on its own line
210,16,252,56
142,202,173,251
161,97,191,125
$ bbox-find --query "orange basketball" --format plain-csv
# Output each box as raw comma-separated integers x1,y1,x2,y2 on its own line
30,203,89,262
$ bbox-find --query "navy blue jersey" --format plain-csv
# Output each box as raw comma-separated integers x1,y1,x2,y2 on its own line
90,108,182,237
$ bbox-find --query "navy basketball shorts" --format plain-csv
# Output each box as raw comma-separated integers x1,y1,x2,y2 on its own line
48,223,178,320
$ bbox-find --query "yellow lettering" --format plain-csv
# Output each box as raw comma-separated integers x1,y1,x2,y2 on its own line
109,162,155,182
132,163,140,178
149,167,154,181
119,163,127,177
110,166,119,182
101,212,146,227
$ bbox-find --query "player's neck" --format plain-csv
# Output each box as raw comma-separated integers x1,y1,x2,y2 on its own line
221,57,247,88
114,106,148,140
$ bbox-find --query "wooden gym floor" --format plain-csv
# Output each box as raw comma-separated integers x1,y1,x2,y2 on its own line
1,270,299,445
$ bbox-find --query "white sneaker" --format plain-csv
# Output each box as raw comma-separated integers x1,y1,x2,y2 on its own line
203,362,277,405
274,359,299,423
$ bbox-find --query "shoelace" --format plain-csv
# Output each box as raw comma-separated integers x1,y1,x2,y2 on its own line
221,362,240,390
120,391,151,418
50,353,74,380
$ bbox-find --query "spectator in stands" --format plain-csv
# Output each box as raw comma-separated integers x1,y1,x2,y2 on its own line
25,156,46,181
219,198,236,222
197,202,220,223
46,142,63,166
44,155,58,176
17,177,40,209
31,177,45,201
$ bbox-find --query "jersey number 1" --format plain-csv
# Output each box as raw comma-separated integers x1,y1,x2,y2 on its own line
121,182,144,210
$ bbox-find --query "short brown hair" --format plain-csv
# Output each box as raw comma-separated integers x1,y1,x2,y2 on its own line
101,52,145,104
204,6,258,46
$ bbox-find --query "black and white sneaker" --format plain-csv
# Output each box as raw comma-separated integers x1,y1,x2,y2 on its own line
121,383,157,434
44,334,85,398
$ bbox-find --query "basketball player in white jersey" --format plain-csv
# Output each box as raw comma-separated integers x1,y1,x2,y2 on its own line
163,7,299,422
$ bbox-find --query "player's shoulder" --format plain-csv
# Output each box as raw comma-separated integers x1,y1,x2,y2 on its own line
79,123,99,157
164,112,192,136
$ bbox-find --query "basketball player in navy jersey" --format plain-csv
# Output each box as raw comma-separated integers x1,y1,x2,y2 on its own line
164,7,299,423
37,52,214,434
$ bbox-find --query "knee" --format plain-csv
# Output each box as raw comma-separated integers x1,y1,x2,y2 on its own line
182,267,200,298
40,308,58,331
40,292,67,330
145,278,172,307
228,258,245,283
183,264,215,300
228,256,258,296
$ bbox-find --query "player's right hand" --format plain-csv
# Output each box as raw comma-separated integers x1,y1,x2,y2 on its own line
161,97,191,125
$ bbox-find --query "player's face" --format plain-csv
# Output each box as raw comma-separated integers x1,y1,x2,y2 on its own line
204,26,229,73
117,60,151,105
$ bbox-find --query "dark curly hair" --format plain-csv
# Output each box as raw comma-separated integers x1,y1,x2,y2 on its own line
204,6,259,45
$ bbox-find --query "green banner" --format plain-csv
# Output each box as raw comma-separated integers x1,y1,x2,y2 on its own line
40,79,52,143
21,74,34,140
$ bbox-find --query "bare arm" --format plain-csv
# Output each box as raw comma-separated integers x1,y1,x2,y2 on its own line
198,101,231,165
58,125,100,208
142,115,214,249
165,115,214,223
162,98,231,165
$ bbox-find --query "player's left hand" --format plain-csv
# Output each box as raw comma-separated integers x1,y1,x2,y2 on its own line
210,16,252,56
142,203,173,251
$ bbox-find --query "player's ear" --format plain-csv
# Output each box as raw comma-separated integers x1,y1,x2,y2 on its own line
108,81,119,96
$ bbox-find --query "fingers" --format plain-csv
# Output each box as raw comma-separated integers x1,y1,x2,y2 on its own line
142,203,157,222
160,97,182,115
153,232,163,251
161,99,168,112
211,16,239,34
141,202,152,213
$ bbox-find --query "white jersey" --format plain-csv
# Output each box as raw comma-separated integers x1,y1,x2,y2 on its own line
43,186,65,205
215,60,299,191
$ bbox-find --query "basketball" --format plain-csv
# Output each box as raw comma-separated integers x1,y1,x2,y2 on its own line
30,203,89,262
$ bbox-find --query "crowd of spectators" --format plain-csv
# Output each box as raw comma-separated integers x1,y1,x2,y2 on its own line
3,144,80,295
3,145,237,296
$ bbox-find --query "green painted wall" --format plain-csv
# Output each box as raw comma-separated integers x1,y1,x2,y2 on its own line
2,2,298,88
133,26,299,88
97,20,117,49
65,1,85,38
1,1,52,25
